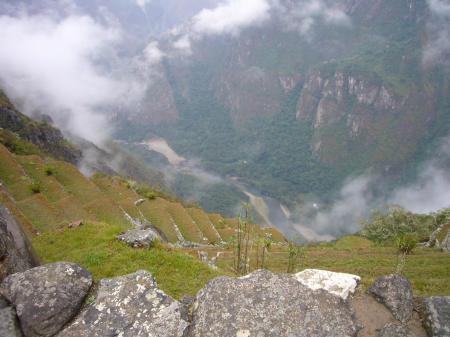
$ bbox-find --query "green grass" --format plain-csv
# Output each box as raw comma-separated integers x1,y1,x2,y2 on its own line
16,155,69,203
32,222,222,299
214,235,450,296
50,160,105,205
166,202,204,243
17,194,66,231
0,144,31,187
138,198,180,243
0,129,42,156
187,208,221,244
0,189,35,234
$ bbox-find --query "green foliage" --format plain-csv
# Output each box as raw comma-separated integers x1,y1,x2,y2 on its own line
286,242,306,273
32,222,223,299
134,183,163,201
0,129,42,156
360,206,443,244
232,203,254,275
44,165,55,176
29,181,41,194
395,233,418,255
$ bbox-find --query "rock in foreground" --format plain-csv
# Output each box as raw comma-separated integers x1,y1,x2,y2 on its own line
0,262,92,337
369,274,414,323
58,270,189,337
188,269,359,337
422,296,450,337
295,269,361,300
0,205,36,282
0,306,23,337
378,322,411,337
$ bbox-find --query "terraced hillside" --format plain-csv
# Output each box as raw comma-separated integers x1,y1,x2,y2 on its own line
0,143,286,246
1,119,448,299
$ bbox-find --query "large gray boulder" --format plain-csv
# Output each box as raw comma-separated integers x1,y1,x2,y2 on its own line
422,296,450,337
0,205,37,282
369,274,414,323
0,307,23,337
58,270,189,337
378,323,411,337
0,262,92,337
117,228,160,248
188,269,359,337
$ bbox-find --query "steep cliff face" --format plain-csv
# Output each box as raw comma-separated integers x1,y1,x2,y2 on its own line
296,68,444,168
113,0,450,204
0,91,81,164
297,70,398,127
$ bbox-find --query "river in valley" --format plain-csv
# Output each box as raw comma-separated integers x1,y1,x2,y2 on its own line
142,137,334,241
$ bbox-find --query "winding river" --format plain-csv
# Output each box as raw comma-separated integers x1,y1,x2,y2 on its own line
143,137,333,241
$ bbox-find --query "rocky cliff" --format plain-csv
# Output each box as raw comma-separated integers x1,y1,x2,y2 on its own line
0,91,81,164
113,0,450,205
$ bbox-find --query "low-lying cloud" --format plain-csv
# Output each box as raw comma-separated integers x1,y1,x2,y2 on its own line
297,174,375,239
165,0,351,56
0,13,126,144
274,0,350,36
192,0,271,36
296,134,450,240
424,0,450,66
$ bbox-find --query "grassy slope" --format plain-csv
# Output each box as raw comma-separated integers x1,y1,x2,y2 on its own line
210,236,450,296
32,222,222,299
1,141,448,298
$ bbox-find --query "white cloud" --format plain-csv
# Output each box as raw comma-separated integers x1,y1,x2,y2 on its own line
173,35,192,54
424,0,450,66
191,0,271,36
390,165,450,213
144,41,165,64
135,0,152,10
389,136,450,213
276,0,351,36
299,174,374,239
0,14,137,144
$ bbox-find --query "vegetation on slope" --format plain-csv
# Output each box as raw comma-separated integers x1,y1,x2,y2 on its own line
0,109,449,300
32,222,222,299
0,90,81,163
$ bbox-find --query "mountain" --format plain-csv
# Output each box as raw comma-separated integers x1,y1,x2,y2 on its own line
113,0,450,209
0,90,81,164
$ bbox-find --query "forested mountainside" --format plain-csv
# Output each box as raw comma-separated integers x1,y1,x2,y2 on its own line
114,0,450,207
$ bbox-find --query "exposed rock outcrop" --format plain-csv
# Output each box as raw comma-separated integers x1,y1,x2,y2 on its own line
296,70,398,128
369,274,414,323
422,296,450,337
440,231,450,253
188,269,360,337
0,92,81,164
0,262,92,337
117,228,160,248
0,306,23,337
58,270,189,337
378,322,411,337
0,205,37,282
294,269,361,300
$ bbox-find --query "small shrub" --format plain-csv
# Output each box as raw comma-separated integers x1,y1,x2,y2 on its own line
395,233,418,255
134,183,162,200
29,181,41,194
361,206,440,244
287,242,306,273
44,165,55,176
